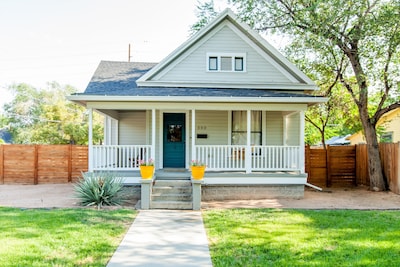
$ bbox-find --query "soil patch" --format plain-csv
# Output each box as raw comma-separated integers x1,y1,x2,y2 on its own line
1,184,400,210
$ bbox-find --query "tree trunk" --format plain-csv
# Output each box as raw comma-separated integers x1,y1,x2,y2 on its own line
360,114,387,191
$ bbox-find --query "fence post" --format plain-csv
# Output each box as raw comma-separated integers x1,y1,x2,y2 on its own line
0,145,4,184
34,145,39,185
68,144,72,182
326,145,331,187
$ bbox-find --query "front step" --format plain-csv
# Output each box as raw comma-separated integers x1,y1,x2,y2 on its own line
150,201,193,210
150,179,192,210
155,170,191,180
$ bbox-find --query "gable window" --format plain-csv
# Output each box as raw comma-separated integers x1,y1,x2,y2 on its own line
207,53,246,72
209,57,218,71
231,111,261,145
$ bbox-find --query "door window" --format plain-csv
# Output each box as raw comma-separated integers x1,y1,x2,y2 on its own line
167,124,182,142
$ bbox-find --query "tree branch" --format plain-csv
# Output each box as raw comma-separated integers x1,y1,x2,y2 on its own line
374,102,400,123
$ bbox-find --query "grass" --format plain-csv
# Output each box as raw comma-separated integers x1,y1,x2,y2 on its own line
0,207,136,267
203,209,400,267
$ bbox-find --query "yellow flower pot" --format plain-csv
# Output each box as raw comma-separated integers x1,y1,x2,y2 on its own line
191,166,206,180
140,166,154,179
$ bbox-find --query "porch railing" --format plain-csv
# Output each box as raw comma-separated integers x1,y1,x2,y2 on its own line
195,145,301,171
92,145,152,170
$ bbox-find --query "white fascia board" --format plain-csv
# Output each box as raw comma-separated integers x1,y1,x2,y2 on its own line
136,81,319,90
67,95,327,104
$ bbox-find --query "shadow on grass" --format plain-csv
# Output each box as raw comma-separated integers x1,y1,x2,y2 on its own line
203,209,400,267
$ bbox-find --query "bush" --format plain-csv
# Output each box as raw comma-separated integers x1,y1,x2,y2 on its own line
74,172,125,209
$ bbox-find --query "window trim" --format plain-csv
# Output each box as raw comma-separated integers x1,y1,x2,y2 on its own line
206,53,246,72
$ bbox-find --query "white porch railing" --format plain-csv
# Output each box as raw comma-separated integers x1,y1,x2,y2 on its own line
195,145,301,171
92,145,152,170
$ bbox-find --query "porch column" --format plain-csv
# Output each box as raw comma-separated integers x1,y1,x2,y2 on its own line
245,109,251,173
151,109,156,161
88,108,93,172
299,111,305,173
191,109,196,161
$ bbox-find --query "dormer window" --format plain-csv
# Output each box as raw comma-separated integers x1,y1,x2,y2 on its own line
207,53,246,72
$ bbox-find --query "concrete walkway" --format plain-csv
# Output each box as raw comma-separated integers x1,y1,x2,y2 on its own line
107,210,213,267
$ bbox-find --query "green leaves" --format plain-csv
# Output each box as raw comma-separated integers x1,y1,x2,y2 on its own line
74,172,126,210
2,82,103,144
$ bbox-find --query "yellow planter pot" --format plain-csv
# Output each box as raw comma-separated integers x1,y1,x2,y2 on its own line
140,166,154,179
191,166,206,180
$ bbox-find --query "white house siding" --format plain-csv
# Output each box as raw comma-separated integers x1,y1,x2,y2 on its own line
153,24,293,85
118,111,146,145
285,113,300,146
195,110,229,145
265,111,283,145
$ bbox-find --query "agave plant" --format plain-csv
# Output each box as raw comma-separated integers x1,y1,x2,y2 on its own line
74,172,125,209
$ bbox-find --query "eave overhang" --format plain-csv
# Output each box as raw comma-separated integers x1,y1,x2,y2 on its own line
67,95,327,107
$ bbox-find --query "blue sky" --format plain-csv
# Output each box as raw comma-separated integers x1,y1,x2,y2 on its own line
0,0,229,110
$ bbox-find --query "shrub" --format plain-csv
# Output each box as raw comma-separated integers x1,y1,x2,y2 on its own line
74,172,125,209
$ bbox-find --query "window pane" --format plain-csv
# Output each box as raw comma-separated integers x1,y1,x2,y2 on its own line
232,132,246,145
232,111,262,145
209,57,218,70
167,124,182,142
232,111,246,131
235,57,243,71
221,56,232,71
251,111,261,131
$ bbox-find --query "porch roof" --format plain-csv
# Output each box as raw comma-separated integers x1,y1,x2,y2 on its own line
69,61,326,105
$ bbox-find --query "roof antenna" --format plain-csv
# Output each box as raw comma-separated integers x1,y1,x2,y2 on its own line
128,43,132,62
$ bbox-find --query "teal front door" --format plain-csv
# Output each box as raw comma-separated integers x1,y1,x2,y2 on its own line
163,113,186,168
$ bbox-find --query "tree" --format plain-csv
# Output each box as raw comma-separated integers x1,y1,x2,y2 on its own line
305,86,356,148
229,0,400,191
3,82,103,144
190,0,220,35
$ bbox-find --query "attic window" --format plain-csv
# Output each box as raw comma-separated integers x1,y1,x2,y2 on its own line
207,53,246,72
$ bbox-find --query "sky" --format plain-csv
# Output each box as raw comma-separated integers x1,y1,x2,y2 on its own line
0,0,230,111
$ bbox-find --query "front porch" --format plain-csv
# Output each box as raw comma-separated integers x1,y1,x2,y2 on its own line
86,107,309,209
91,144,304,174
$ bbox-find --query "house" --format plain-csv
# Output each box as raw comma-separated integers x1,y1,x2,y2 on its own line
347,108,400,144
0,128,12,144
68,9,326,208
325,135,351,146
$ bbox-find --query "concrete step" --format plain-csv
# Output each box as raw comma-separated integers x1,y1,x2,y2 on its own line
151,179,193,210
152,193,192,201
150,200,192,210
155,171,191,180
154,180,191,187
152,186,192,195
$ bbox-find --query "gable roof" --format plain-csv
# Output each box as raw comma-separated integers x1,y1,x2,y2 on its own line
72,60,324,106
136,8,317,90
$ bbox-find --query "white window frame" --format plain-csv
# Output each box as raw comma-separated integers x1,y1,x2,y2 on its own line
206,53,246,72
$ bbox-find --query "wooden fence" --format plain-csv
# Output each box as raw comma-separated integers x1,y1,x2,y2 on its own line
1,144,399,191
306,143,400,193
0,145,87,184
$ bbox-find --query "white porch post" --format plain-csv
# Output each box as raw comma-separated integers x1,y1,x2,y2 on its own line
299,111,305,173
88,108,93,172
151,109,156,161
246,109,251,173
191,109,196,161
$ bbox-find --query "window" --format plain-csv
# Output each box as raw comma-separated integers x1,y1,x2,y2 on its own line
207,53,246,72
380,132,393,143
209,57,218,71
235,57,244,71
231,111,261,145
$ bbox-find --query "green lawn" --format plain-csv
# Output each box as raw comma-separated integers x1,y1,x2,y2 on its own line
0,207,136,267
203,209,400,267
